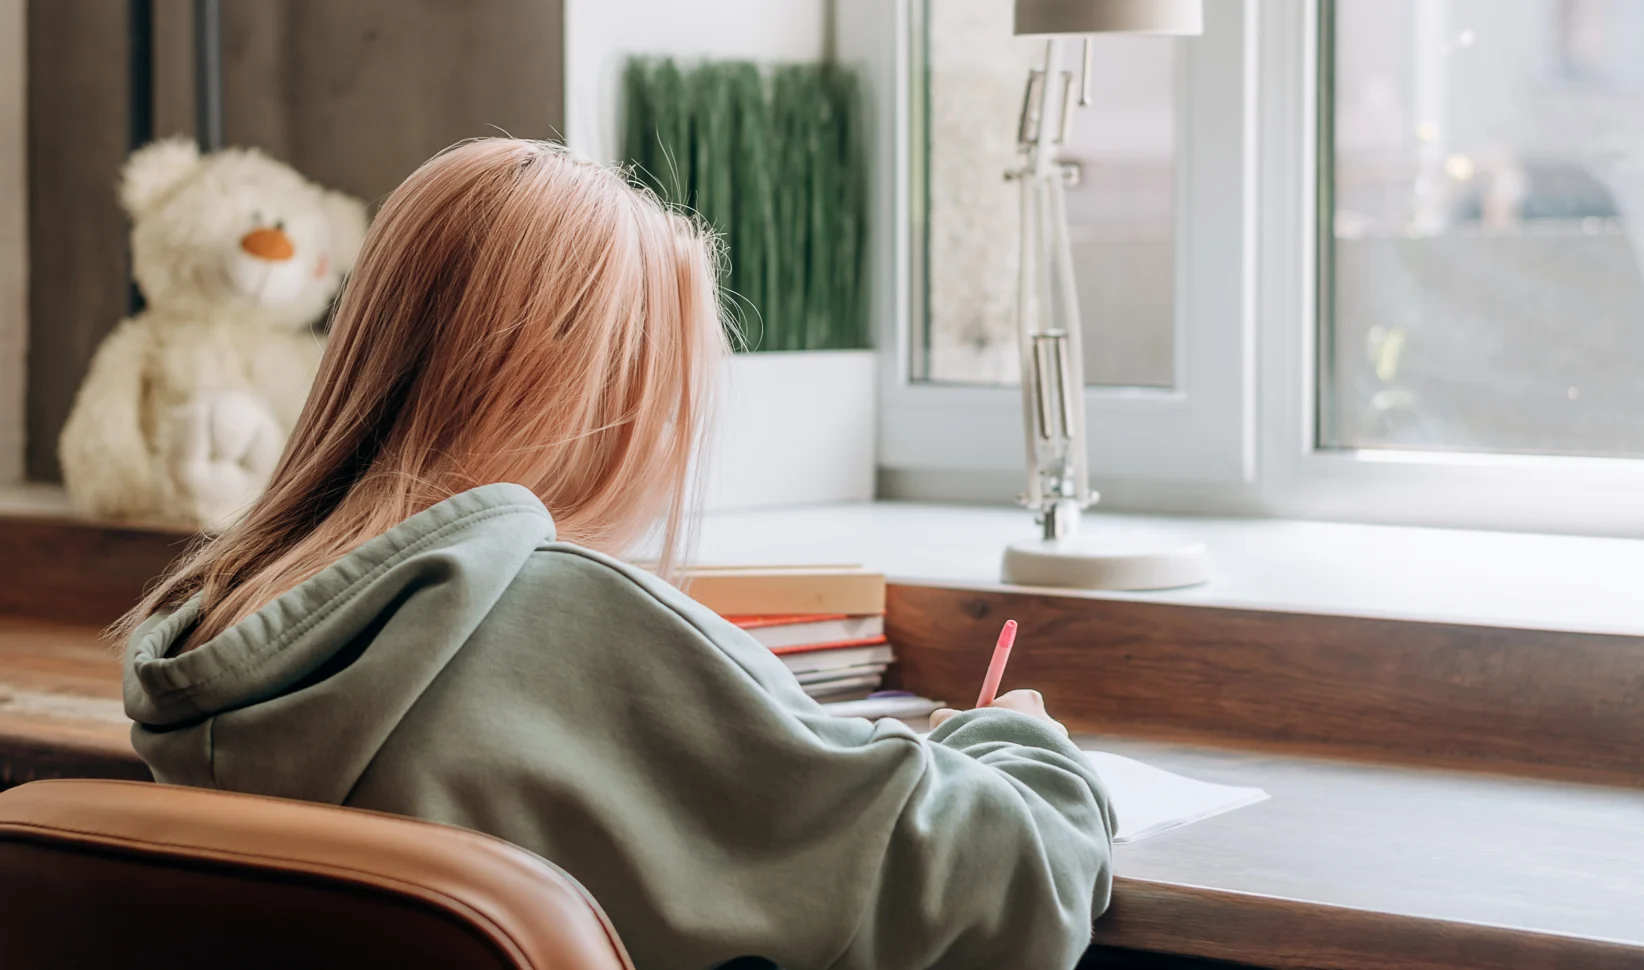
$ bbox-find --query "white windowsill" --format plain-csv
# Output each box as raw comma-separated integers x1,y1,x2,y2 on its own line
5,485,1639,638
695,501,1644,638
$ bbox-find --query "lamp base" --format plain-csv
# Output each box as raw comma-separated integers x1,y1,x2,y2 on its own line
1001,535,1210,591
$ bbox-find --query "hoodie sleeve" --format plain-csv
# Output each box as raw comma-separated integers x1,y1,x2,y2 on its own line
346,549,1115,970
831,707,1116,970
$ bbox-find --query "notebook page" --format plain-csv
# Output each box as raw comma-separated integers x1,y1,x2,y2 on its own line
1084,750,1270,844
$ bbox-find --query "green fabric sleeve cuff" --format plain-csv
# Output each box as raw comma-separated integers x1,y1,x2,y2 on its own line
926,706,1087,762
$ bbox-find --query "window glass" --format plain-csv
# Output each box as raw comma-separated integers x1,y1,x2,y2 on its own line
1324,0,1644,458
921,0,1177,387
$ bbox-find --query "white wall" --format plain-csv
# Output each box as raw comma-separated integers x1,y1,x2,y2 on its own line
562,0,829,164
0,0,25,485
702,351,877,511
562,0,862,511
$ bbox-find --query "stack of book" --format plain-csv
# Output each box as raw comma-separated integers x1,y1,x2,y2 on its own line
732,615,891,702
684,565,944,719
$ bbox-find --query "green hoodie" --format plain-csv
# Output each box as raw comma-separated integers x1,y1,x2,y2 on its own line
125,484,1114,970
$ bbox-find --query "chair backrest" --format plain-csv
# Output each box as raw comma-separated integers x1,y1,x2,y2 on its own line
0,779,635,970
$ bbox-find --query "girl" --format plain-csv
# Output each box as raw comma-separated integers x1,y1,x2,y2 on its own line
121,139,1114,970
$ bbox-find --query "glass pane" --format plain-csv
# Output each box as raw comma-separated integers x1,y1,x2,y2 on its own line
1324,0,1644,458
921,0,1176,387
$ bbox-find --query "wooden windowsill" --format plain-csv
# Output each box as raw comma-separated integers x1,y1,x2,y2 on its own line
886,583,1644,787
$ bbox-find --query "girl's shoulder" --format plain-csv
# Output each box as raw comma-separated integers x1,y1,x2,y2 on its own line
498,544,820,711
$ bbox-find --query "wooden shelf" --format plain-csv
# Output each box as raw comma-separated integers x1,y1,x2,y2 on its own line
0,513,190,626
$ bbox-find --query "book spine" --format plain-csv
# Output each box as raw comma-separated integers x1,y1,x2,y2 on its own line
686,575,886,616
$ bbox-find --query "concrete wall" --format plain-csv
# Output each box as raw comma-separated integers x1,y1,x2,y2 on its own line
213,0,563,205
23,0,131,482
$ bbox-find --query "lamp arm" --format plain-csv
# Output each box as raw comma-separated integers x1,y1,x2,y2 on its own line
999,1,1213,593
1048,166,1093,508
1012,38,1095,541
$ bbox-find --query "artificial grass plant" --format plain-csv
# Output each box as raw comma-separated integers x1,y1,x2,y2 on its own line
622,58,867,352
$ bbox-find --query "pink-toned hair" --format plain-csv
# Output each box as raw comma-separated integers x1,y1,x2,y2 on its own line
121,139,727,647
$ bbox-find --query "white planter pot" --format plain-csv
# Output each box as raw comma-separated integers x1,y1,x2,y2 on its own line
702,350,877,511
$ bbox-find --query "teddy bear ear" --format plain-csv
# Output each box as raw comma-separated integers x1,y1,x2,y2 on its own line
321,190,370,276
120,139,203,217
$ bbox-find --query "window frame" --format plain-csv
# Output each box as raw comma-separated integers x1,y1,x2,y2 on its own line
840,0,1644,539
860,0,1258,488
1257,0,1644,538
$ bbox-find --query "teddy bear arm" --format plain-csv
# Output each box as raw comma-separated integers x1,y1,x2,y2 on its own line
58,320,167,522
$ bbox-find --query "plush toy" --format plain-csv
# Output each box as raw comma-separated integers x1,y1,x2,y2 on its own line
59,139,367,530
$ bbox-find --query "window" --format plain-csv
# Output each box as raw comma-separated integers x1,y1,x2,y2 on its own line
867,0,1251,489
837,0,1644,537
921,0,1177,388
1323,0,1644,459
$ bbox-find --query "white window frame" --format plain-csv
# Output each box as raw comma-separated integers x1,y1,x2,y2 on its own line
839,0,1644,539
1254,0,1644,539
845,0,1256,492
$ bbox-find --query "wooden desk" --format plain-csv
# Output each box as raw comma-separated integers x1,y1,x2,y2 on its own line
1082,736,1644,970
0,617,145,787
2,615,1641,969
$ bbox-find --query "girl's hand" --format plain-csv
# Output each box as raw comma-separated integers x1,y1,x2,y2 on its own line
929,689,1070,737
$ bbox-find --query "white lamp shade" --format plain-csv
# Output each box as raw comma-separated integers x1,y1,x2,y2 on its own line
1014,0,1203,36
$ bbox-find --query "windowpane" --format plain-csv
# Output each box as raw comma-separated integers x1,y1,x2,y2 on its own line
920,0,1176,387
1324,0,1644,458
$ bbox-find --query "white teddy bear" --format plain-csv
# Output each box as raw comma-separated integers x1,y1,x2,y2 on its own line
59,139,367,531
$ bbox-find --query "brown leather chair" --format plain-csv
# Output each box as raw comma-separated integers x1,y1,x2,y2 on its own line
0,779,635,970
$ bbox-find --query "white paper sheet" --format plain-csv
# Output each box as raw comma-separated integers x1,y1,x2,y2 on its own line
1084,750,1270,844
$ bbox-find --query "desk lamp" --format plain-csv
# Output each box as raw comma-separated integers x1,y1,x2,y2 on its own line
1000,0,1212,590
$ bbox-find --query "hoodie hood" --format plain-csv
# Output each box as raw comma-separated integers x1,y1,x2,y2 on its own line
124,483,556,800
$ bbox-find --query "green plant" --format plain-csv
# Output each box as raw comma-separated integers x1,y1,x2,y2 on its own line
622,58,867,352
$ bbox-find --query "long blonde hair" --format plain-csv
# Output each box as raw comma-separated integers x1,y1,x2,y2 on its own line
122,139,727,647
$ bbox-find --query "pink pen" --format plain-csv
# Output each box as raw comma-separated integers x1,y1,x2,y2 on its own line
974,619,1018,708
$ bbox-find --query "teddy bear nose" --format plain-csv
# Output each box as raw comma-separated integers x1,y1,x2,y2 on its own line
240,227,295,262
